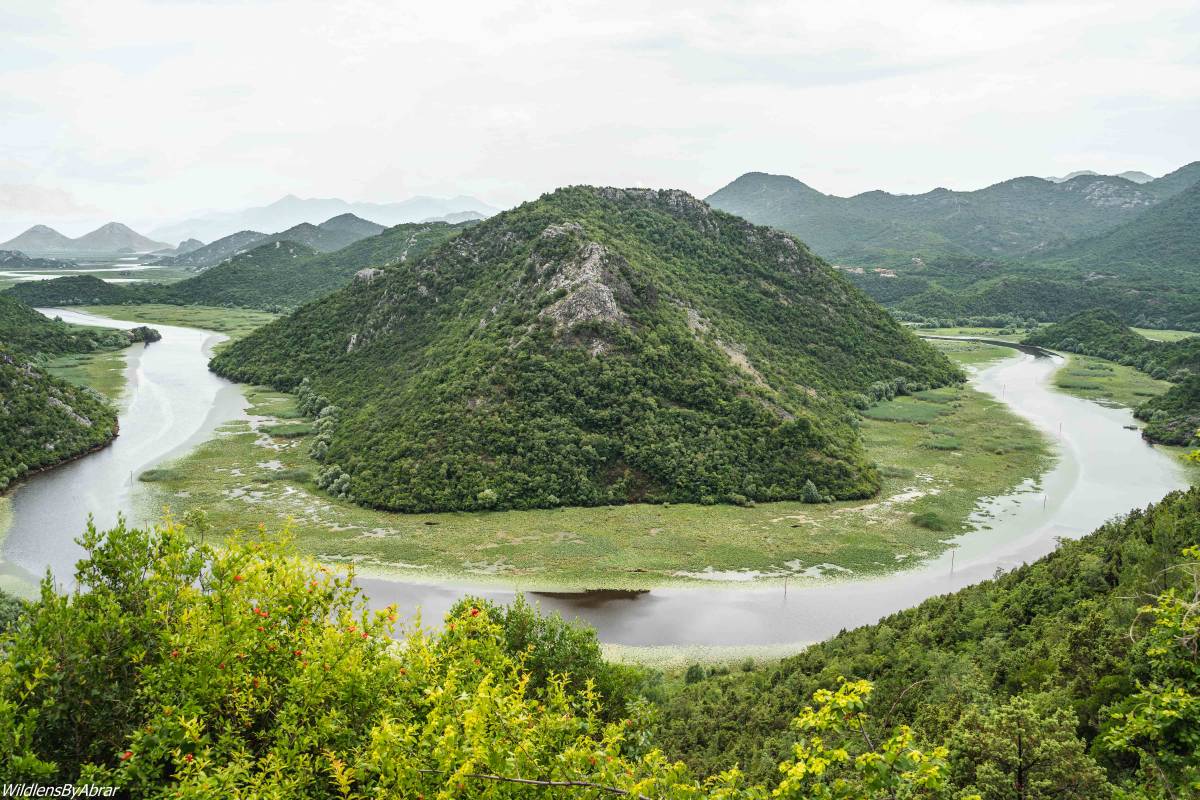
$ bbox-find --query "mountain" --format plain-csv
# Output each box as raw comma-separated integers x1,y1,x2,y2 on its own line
153,237,205,257
1048,169,1155,183
707,162,1200,268
0,222,167,255
155,230,268,269
8,220,474,312
271,213,386,252
156,214,387,270
210,185,960,513
1039,179,1200,282
150,193,500,243
421,210,487,224
71,222,169,254
0,250,74,269
162,220,467,310
0,225,76,254
706,171,1181,266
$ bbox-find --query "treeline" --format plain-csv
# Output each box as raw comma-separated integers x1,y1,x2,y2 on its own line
1,490,1197,796
1023,309,1200,444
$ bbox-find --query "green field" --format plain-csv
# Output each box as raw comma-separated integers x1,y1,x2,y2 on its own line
1051,353,1171,409
1133,327,1199,342
914,326,1031,342
80,304,278,341
43,349,129,402
136,341,1049,588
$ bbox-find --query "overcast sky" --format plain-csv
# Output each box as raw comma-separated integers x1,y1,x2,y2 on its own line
1,0,1198,236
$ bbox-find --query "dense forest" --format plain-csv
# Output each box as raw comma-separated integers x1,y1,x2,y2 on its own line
0,295,154,492
0,487,1196,796
0,294,158,356
211,186,961,512
0,345,119,491
3,221,470,313
1023,309,1200,444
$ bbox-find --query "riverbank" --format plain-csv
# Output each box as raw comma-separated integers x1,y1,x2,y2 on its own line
139,339,1051,589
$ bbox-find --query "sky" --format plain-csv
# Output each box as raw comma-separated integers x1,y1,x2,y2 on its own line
1,0,1198,238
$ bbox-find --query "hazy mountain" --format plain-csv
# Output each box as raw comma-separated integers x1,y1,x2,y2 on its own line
420,210,488,224
156,213,388,270
706,162,1199,266
162,220,467,310
0,225,77,254
72,222,169,254
157,230,268,269
271,214,387,252
1048,169,1155,183
210,186,958,513
150,194,499,243
0,222,167,255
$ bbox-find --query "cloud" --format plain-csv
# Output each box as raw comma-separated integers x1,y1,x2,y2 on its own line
0,0,1197,223
0,184,98,216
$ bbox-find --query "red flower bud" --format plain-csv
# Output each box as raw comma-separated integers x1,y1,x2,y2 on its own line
120,751,133,761
234,574,244,582
469,607,480,617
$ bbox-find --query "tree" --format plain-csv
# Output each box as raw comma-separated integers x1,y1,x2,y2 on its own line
947,694,1112,799
1102,546,1200,798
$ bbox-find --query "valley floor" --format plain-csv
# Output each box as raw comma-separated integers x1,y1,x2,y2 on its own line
135,337,1051,589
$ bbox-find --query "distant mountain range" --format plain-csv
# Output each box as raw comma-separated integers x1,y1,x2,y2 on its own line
0,222,169,256
1047,169,1155,184
149,194,499,243
156,213,388,270
706,162,1200,266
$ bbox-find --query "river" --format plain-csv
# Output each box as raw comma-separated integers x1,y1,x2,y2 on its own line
1,313,1188,647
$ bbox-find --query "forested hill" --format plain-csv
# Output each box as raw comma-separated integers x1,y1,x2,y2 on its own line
1039,179,1200,282
211,185,959,513
0,346,119,492
160,220,468,310
707,162,1200,266
0,294,156,356
0,295,157,492
656,484,1200,794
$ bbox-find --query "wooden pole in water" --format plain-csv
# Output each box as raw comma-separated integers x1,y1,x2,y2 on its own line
950,550,955,575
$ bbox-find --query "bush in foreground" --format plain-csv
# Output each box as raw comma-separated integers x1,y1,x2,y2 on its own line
0,517,969,798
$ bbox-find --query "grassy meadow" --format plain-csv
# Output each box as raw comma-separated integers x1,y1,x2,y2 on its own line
136,340,1051,588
